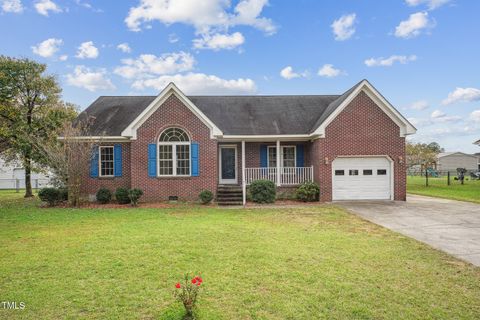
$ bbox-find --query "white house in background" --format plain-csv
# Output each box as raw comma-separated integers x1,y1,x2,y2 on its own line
0,158,51,189
436,152,479,173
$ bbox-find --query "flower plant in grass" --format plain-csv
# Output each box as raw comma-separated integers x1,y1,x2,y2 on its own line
174,274,203,319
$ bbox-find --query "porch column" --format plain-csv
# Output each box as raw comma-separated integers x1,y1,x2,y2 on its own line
242,140,246,206
276,140,281,186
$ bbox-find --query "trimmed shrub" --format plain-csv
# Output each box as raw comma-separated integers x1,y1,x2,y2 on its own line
58,187,68,202
128,188,144,206
38,187,61,206
296,182,320,202
199,190,214,204
96,188,112,204
250,180,276,203
115,187,130,204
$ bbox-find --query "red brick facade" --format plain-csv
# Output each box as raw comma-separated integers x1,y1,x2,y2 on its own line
82,89,406,203
310,91,406,201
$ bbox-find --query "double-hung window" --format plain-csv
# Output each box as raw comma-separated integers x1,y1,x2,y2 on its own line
267,146,296,168
158,128,190,176
99,146,114,177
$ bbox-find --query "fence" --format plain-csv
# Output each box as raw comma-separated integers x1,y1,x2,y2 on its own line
0,179,51,191
245,166,314,186
407,169,480,187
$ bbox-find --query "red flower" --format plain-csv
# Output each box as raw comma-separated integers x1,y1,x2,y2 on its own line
192,278,197,284
175,283,181,289
197,277,203,283
197,282,201,286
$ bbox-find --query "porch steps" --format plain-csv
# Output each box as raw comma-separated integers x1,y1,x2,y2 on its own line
216,185,243,206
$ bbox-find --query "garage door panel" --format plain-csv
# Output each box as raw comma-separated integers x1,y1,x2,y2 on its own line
332,157,391,200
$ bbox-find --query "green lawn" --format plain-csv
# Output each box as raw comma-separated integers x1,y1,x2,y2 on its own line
407,175,480,203
1,192,479,319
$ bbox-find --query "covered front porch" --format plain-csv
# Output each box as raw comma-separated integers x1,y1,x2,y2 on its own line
218,139,315,205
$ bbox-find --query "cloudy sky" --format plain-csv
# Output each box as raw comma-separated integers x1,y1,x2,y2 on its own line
1,0,479,152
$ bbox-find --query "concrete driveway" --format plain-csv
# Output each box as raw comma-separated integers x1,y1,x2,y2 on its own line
338,195,480,266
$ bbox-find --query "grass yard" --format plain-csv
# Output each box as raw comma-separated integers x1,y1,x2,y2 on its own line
1,191,479,319
407,175,480,203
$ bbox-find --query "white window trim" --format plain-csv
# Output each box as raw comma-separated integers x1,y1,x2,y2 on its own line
157,141,191,177
99,146,115,178
267,145,297,168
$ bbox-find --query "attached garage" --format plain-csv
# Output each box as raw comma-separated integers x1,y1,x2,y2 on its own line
332,157,393,200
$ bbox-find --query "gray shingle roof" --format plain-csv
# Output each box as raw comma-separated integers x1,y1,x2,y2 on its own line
76,81,365,137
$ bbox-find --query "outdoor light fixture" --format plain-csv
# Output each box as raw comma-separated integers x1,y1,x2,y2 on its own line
398,156,404,164
324,157,329,165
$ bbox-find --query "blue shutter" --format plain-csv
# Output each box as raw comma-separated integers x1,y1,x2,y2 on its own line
191,142,199,176
148,144,157,177
90,146,99,178
260,145,267,168
114,144,122,177
296,144,304,167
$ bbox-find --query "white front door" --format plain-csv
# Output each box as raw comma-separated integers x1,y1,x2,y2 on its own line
332,157,392,200
219,145,237,184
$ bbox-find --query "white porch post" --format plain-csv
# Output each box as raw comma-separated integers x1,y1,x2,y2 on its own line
242,140,246,206
276,140,281,186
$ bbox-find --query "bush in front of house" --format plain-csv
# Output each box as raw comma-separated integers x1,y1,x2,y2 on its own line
38,187,61,206
296,181,320,202
250,180,276,203
115,187,130,204
199,190,214,204
128,188,143,206
96,188,112,204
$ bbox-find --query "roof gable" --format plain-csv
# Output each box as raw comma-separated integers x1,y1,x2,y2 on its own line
312,80,416,137
121,83,223,139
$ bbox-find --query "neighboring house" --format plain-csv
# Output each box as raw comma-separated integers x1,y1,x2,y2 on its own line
0,158,51,189
73,79,416,204
437,152,479,173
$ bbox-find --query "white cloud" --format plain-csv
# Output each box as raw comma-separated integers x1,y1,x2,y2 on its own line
431,109,445,118
168,33,179,43
75,0,102,13
75,41,99,59
442,87,480,105
407,117,431,127
470,110,480,123
280,66,308,80
1,0,23,13
59,54,68,61
409,100,429,110
31,38,63,58
132,72,256,95
114,52,195,79
365,55,417,67
125,0,276,35
193,32,245,50
66,66,115,92
117,43,132,53
318,64,343,78
331,13,356,41
430,109,461,122
34,0,61,16
395,12,433,38
405,0,450,10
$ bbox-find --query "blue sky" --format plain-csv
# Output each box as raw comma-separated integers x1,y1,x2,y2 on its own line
1,0,479,152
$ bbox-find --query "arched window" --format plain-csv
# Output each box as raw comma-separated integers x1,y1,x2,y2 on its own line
158,128,190,176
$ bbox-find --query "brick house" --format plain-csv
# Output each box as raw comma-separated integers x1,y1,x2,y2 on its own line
74,79,416,204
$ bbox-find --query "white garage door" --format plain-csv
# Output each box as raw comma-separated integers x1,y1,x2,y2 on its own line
332,157,392,200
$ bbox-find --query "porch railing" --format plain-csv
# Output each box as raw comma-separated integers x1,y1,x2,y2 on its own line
245,166,313,186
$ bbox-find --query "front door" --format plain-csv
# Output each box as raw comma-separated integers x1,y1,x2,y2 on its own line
219,146,237,184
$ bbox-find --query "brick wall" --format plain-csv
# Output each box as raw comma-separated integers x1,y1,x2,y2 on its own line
310,90,406,201
81,142,132,197
130,93,218,201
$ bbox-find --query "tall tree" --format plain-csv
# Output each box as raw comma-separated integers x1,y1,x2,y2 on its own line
406,141,443,170
0,56,76,197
